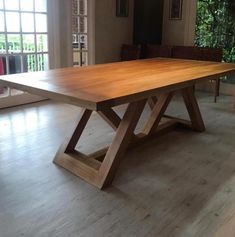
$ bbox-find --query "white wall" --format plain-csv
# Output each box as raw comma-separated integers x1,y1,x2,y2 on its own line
95,0,134,64
162,0,197,46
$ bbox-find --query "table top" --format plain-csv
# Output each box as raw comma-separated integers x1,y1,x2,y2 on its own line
1,58,235,110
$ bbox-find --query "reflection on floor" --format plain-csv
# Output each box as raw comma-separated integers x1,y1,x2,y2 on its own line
0,92,235,237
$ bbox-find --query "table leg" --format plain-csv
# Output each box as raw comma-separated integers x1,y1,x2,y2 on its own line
148,96,158,110
181,87,205,132
143,92,173,135
143,87,205,135
53,86,205,189
97,108,121,131
53,100,147,189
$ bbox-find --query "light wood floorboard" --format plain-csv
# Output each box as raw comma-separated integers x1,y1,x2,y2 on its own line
0,92,235,237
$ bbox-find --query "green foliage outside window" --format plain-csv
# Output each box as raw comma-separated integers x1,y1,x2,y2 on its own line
195,0,235,83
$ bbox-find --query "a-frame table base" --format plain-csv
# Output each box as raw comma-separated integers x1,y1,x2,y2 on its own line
53,86,205,189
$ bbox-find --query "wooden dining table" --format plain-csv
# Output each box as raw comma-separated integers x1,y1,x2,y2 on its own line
1,58,235,189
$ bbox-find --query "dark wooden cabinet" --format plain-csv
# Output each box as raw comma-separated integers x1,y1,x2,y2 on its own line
133,0,164,45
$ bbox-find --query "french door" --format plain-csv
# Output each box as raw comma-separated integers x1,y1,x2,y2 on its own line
72,0,89,67
0,0,49,108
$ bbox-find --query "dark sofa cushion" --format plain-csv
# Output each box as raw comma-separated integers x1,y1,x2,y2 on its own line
145,44,172,58
172,46,223,62
120,44,141,61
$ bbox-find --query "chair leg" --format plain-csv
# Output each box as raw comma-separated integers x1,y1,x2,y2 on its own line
214,78,220,103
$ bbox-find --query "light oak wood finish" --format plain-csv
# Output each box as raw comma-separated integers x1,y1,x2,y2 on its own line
97,108,121,131
54,86,205,189
147,96,158,110
143,92,173,135
65,109,92,152
182,87,206,132
1,58,235,188
1,58,235,110
54,100,147,189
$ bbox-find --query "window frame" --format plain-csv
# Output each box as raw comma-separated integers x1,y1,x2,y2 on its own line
0,0,49,74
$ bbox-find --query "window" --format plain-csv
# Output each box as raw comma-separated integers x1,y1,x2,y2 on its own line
0,0,48,97
195,0,235,83
72,0,88,67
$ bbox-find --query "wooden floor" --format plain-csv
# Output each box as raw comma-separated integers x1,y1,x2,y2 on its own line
0,92,235,237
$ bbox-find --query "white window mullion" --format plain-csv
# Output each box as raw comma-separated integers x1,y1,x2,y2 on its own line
19,0,24,73
33,0,38,71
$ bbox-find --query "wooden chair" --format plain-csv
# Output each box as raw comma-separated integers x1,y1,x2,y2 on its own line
172,46,223,102
145,44,172,58
120,44,141,61
172,46,201,60
200,48,223,102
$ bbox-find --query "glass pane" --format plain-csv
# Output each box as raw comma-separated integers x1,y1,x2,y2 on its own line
35,0,47,12
37,53,48,71
6,12,20,32
72,0,78,15
0,11,4,32
8,55,22,74
72,17,78,33
81,52,88,66
0,34,6,53
80,34,88,50
0,56,6,75
78,17,87,33
27,54,36,72
43,53,49,70
43,54,49,70
5,0,19,10
72,34,79,50
22,34,35,53
20,0,34,11
37,34,48,52
22,54,27,72
7,34,21,53
21,13,34,32
73,51,80,66
0,0,3,10
78,0,87,15
73,51,88,66
35,14,47,32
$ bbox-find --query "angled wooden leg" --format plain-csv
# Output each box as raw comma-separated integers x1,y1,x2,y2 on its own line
181,87,205,132
148,96,158,110
53,87,205,189
97,99,147,188
97,108,121,131
143,92,173,135
54,100,147,189
53,109,102,187
66,109,92,152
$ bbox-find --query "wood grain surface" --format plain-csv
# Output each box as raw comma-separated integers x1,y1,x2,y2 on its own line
0,58,235,110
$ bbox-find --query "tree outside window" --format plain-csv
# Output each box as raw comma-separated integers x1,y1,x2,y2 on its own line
195,0,235,83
